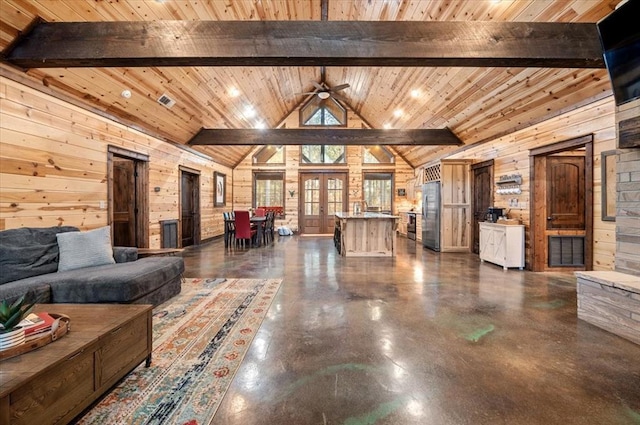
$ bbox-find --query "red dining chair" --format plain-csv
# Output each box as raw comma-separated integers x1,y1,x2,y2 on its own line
234,210,257,248
255,207,266,217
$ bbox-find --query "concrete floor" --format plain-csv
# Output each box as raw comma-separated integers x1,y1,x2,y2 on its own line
181,235,640,425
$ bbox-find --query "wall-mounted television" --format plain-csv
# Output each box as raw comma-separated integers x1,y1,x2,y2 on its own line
597,0,640,106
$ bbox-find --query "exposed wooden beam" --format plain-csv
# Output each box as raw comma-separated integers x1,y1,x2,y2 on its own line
2,20,604,69
188,128,463,146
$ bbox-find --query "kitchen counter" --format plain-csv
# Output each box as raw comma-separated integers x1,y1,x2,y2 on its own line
334,212,399,257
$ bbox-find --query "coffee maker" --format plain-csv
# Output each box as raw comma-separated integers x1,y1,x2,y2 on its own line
486,207,504,223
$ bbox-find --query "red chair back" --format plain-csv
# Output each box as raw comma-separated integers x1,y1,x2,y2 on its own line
234,211,254,239
255,207,266,217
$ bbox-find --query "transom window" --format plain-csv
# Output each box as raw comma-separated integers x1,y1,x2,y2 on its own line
301,145,346,164
363,172,393,213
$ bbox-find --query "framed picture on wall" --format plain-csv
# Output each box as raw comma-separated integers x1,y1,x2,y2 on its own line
214,171,226,207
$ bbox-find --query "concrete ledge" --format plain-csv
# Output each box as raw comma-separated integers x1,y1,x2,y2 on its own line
575,271,640,346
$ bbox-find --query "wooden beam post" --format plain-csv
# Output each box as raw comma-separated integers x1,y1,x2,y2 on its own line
2,21,604,69
187,128,463,146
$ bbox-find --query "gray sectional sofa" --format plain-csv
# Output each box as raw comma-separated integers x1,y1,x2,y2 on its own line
0,226,184,306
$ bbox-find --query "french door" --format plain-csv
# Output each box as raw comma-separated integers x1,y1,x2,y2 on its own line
299,172,348,235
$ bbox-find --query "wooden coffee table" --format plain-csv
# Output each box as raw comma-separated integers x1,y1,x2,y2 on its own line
0,304,152,425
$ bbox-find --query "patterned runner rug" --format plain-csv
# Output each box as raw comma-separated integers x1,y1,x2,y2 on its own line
77,277,282,425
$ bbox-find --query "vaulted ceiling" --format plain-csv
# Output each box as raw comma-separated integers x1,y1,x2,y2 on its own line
0,0,617,168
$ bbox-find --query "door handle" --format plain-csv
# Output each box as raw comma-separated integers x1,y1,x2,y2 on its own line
547,216,553,220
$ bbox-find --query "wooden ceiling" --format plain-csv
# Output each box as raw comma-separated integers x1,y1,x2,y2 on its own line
0,0,617,168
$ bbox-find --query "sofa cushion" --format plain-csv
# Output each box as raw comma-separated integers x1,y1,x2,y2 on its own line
0,226,78,285
49,256,184,304
56,226,115,272
0,277,52,304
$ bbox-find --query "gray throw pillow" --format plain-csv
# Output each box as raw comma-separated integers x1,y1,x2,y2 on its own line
56,226,116,272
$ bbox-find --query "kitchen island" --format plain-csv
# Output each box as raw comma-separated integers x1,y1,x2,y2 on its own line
334,212,400,257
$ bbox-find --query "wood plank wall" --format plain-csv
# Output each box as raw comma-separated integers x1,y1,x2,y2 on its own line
442,97,617,270
233,108,414,231
0,76,231,247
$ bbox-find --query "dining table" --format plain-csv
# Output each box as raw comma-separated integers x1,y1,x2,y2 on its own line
224,215,267,247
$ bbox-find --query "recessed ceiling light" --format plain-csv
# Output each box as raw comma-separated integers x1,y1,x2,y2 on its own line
410,89,421,98
255,121,266,129
121,89,132,99
394,109,403,118
383,123,392,129
244,105,256,118
491,0,502,4
229,87,240,97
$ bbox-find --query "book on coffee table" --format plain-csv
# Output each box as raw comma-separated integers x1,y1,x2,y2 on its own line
20,312,56,340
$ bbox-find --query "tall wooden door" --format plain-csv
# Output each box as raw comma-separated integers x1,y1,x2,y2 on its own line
181,170,200,247
300,172,347,235
113,157,136,246
471,160,493,254
531,134,592,272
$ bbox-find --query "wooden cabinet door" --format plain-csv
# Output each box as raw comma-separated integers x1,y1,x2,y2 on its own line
493,228,506,262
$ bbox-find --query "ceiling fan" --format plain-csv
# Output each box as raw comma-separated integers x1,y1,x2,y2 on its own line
296,81,350,102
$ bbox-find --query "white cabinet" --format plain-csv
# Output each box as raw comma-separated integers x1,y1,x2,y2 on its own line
479,223,525,270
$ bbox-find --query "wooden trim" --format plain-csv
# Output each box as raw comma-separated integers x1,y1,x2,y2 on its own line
3,21,604,69
471,159,495,170
189,128,463,146
530,134,593,156
108,145,149,162
178,165,201,175
107,148,150,248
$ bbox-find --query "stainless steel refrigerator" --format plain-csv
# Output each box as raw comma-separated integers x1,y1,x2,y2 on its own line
422,182,440,251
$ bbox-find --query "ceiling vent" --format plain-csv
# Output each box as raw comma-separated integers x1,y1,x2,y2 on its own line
157,93,176,108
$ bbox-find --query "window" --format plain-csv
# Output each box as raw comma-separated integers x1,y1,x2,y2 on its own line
363,146,394,164
300,96,346,127
301,145,346,164
253,146,284,165
363,172,393,213
254,172,285,213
